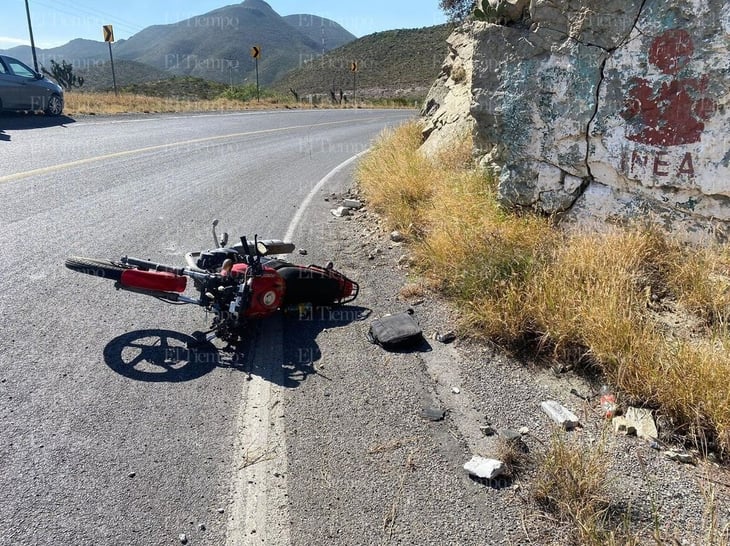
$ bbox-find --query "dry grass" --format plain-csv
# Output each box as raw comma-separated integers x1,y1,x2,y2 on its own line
63,91,303,115
702,481,730,546
356,120,730,458
495,436,531,478
532,433,617,545
63,91,412,116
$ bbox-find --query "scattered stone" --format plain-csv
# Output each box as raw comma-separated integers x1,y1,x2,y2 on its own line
663,449,697,465
612,416,637,436
128,472,136,478
421,407,446,422
624,407,658,440
217,508,225,514
480,425,497,436
298,249,308,256
436,331,457,344
368,253,375,260
330,207,350,218
499,429,522,442
343,199,363,209
198,523,206,532
179,534,188,545
452,387,461,395
464,456,504,480
540,400,581,430
390,230,405,243
518,426,530,436
397,254,411,266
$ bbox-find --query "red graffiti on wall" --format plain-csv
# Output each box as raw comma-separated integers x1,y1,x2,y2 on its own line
622,29,716,146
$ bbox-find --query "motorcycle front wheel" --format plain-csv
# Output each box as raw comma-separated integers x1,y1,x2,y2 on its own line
65,256,130,282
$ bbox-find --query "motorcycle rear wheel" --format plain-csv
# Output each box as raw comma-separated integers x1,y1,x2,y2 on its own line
65,256,130,282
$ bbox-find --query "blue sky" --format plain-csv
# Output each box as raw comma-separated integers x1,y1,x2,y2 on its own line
0,0,448,50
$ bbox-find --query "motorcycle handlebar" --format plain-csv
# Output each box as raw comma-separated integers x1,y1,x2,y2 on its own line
121,256,211,282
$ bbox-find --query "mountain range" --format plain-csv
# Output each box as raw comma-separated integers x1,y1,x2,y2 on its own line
0,0,356,86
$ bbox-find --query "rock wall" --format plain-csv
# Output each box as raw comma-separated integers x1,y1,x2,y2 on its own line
421,0,730,240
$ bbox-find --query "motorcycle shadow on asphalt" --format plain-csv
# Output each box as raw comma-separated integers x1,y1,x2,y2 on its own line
102,306,372,385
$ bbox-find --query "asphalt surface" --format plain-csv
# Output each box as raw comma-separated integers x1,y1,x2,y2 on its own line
0,109,413,545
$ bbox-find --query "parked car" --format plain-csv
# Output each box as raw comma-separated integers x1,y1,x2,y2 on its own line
0,55,64,116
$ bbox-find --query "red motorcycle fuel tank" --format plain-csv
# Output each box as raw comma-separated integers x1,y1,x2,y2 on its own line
120,269,188,293
229,264,286,318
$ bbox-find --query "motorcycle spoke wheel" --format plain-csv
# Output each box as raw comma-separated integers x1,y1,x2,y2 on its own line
65,256,130,282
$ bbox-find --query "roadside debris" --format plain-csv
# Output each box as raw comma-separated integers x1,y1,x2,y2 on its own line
499,429,522,442
599,385,617,418
570,388,589,401
298,249,308,256
480,425,497,436
331,206,351,218
464,456,505,480
390,230,405,243
612,407,658,440
625,407,658,440
421,407,446,422
540,400,581,430
663,449,697,465
612,416,637,436
179,533,188,545
435,331,457,344
343,199,363,209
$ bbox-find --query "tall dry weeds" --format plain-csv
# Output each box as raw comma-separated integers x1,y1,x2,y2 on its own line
357,120,730,457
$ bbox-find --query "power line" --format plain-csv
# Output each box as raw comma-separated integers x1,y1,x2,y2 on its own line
32,0,145,38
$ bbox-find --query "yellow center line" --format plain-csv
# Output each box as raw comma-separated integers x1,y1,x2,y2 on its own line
0,117,382,184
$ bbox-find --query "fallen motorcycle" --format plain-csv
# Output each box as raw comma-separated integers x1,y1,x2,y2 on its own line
65,220,358,343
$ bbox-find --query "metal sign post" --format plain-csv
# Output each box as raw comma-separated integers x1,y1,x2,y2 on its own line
103,25,118,96
351,61,358,105
250,46,261,102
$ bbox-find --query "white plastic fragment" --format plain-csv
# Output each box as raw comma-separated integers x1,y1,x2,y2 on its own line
463,456,504,480
343,199,362,209
540,400,581,430
330,206,350,218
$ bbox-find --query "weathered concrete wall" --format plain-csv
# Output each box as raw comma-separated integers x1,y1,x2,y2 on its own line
421,0,730,240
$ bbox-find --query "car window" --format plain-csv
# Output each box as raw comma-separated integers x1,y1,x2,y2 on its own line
0,60,7,75
6,58,35,78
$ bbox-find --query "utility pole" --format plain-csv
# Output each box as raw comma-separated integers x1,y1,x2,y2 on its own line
24,0,39,73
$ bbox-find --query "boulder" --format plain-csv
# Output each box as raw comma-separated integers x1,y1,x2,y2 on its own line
421,0,730,241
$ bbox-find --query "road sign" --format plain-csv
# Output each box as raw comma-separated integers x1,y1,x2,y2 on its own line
250,46,261,59
103,25,114,43
351,61,358,73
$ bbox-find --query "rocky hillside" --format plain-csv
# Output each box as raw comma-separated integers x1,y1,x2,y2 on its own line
0,0,356,87
274,24,455,101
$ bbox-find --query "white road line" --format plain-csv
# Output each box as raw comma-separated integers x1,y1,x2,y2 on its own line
226,318,289,546
284,150,370,241
226,150,370,545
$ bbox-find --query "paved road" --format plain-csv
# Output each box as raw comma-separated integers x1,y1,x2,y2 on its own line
0,109,413,545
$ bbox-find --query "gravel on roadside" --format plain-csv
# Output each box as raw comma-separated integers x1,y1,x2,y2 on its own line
281,186,730,546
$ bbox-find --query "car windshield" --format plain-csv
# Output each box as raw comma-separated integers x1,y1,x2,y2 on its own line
6,58,36,78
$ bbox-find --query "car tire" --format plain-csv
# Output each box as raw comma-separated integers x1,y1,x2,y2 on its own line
45,93,63,116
